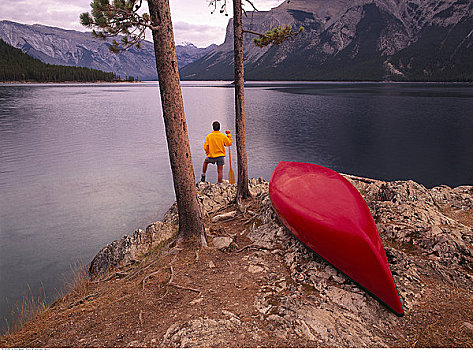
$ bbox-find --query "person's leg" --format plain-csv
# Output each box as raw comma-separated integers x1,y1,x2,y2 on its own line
217,165,223,183
202,158,209,174
201,158,209,182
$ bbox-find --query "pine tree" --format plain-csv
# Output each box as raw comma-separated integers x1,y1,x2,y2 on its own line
81,0,206,247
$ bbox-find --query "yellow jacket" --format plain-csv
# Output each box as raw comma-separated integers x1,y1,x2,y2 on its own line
204,131,233,158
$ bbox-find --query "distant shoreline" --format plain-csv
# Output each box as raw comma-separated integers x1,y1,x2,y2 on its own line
2,80,473,85
180,79,473,84
0,80,143,84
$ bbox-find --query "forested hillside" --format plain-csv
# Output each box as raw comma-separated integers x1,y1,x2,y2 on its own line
0,39,118,82
0,21,217,81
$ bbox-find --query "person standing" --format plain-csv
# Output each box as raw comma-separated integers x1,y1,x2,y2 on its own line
201,121,233,183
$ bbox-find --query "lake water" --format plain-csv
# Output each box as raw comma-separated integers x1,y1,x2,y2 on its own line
1,81,472,329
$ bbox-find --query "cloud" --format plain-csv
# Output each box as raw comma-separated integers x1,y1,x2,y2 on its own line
0,0,286,46
169,0,286,46
0,0,90,32
173,21,227,48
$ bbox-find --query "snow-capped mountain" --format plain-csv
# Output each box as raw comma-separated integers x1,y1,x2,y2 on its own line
180,0,473,81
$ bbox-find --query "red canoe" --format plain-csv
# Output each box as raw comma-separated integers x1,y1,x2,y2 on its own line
269,161,404,316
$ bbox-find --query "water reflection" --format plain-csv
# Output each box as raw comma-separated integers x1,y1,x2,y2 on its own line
244,82,473,186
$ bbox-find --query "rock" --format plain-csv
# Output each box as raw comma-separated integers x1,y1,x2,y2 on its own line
194,180,269,218
145,221,177,246
344,175,473,270
248,264,265,274
332,274,345,284
222,310,240,324
160,317,245,347
196,182,236,217
189,297,203,305
463,322,473,335
222,310,237,318
211,211,237,223
294,320,317,342
213,236,234,250
162,202,178,225
126,340,140,347
88,221,177,279
267,314,285,323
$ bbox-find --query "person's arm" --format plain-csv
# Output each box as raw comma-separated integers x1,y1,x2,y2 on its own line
224,130,233,146
204,135,210,156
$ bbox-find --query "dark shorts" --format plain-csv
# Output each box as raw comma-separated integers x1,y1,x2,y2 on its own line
207,156,225,166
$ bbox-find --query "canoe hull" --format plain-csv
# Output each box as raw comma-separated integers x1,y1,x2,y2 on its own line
269,161,404,316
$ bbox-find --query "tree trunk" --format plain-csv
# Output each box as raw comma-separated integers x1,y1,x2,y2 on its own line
147,0,206,246
233,0,251,202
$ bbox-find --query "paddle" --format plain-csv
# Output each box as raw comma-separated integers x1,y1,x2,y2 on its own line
228,146,235,184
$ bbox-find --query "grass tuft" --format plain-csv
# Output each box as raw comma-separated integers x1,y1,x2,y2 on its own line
2,284,47,336
66,261,92,299
2,261,91,336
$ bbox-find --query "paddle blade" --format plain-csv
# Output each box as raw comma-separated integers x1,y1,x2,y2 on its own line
228,145,235,184
229,167,235,184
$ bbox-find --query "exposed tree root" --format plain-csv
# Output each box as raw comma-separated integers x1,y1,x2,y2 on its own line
141,271,162,290
236,244,271,253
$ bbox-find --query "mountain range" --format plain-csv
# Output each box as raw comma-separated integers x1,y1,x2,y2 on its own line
180,0,473,81
0,20,216,80
2,0,472,82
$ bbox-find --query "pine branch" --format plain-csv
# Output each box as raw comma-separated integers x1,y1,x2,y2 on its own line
207,1,304,48
249,25,305,48
80,0,159,53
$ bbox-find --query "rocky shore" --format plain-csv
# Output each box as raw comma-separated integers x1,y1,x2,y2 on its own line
1,176,472,347
85,176,473,347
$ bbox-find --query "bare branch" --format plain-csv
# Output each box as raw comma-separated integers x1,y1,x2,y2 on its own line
142,270,161,290
243,29,271,38
209,0,257,16
244,0,258,12
168,282,202,295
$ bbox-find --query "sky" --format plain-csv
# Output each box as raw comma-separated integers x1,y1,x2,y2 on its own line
0,0,285,47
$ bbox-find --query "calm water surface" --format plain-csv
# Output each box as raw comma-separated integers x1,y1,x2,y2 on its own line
1,81,472,328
